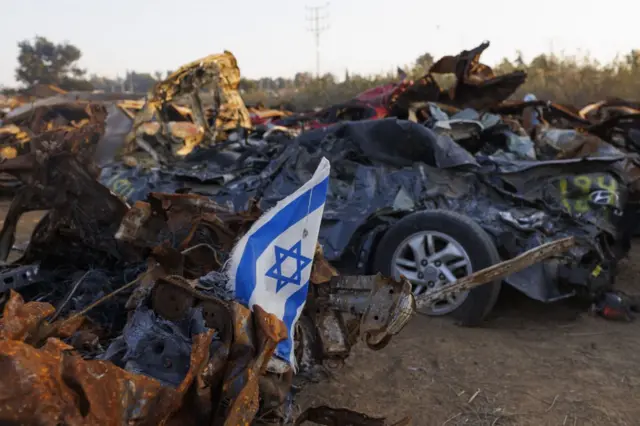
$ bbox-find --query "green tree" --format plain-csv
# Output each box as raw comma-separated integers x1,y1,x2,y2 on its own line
15,36,92,91
293,72,313,88
624,49,640,70
320,73,336,85
238,78,257,92
415,52,435,71
125,71,156,93
1,87,18,96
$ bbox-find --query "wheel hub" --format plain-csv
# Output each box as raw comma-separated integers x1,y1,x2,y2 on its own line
390,230,473,315
421,264,440,283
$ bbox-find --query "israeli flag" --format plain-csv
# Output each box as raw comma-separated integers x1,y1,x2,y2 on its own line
227,157,330,367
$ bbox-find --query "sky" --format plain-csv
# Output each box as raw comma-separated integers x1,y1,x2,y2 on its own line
0,0,637,87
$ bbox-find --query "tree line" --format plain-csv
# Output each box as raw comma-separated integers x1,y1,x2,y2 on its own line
3,36,640,110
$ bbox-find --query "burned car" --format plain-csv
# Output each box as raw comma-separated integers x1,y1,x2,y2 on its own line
100,118,631,326
125,51,252,163
271,41,528,132
0,92,146,195
0,115,417,425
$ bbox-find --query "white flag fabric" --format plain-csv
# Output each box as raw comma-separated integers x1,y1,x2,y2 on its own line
226,157,330,367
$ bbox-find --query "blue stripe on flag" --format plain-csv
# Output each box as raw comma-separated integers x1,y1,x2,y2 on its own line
278,281,309,361
235,176,330,306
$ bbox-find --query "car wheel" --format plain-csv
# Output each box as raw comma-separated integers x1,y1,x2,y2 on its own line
372,209,502,326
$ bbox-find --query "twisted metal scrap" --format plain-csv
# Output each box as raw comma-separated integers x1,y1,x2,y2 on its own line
216,304,288,425
0,288,292,425
115,192,261,253
0,291,213,425
115,193,262,309
414,237,576,311
0,105,125,264
391,41,527,115
0,124,30,160
0,102,106,164
125,51,252,159
428,41,527,110
310,243,339,285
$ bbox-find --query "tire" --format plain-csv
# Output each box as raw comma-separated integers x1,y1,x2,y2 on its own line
372,209,502,326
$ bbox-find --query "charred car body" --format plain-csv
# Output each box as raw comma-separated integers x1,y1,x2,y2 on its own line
271,41,527,131
100,117,631,325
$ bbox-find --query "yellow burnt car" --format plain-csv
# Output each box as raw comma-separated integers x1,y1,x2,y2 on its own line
125,51,252,161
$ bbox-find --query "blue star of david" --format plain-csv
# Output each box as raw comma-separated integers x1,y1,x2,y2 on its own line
265,240,312,293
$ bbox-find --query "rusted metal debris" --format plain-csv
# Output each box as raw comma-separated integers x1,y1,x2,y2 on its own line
249,106,293,127
0,105,129,266
0,290,288,426
124,51,252,162
0,85,67,119
115,192,261,254
430,41,527,111
113,192,263,310
0,241,415,425
414,237,576,311
579,99,640,123
0,118,417,423
389,41,527,118
0,97,138,195
480,97,640,204
113,190,416,371
0,98,116,160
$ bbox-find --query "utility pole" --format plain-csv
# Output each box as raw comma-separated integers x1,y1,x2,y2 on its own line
306,3,330,78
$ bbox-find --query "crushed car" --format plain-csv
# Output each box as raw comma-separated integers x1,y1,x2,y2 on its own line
124,51,252,163
99,116,630,325
433,97,640,225
271,41,528,131
0,92,146,194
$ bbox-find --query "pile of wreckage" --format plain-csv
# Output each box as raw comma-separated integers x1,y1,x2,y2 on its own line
0,42,639,424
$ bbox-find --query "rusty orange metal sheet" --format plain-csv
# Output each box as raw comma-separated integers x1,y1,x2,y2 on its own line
222,305,288,425
0,294,216,426
310,243,339,285
0,290,55,341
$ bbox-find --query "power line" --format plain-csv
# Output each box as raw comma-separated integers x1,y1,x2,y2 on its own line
306,3,330,78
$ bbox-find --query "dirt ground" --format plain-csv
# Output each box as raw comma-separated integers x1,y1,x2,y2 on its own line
295,256,640,425
3,202,640,426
